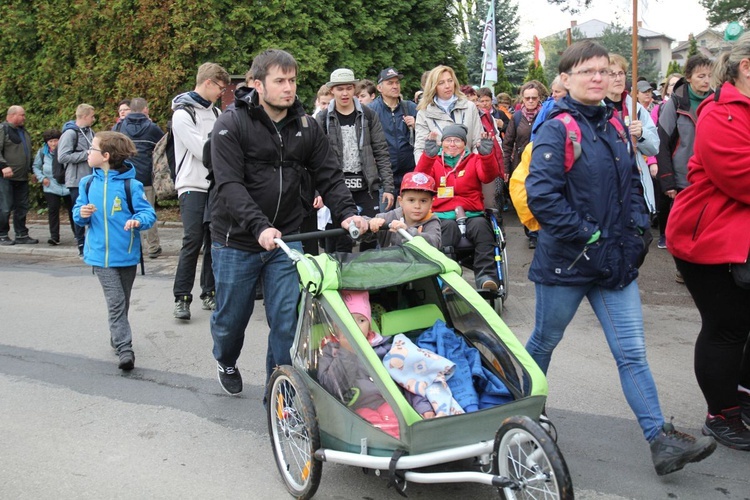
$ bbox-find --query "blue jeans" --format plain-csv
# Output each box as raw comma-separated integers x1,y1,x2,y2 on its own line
210,241,302,381
525,281,664,441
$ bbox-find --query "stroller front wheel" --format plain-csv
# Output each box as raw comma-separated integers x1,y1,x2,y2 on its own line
267,365,322,499
493,415,573,500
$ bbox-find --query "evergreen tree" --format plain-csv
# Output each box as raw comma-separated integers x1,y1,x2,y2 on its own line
495,0,529,89
0,0,462,142
524,61,548,88
458,0,528,89
700,0,750,27
666,60,683,77
687,33,698,59
494,54,514,94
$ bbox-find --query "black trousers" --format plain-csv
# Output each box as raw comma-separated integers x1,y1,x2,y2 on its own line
44,192,74,241
441,216,496,285
675,257,750,414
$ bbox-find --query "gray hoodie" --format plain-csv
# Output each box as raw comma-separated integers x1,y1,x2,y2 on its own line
57,125,94,189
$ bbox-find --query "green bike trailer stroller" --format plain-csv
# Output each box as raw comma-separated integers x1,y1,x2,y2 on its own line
267,231,572,499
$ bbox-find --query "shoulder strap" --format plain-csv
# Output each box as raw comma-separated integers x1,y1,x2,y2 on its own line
212,106,220,118
175,105,198,125
607,114,628,142
513,111,523,129
553,113,582,172
83,176,134,214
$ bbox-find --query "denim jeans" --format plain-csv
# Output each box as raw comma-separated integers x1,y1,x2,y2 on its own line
525,280,664,441
94,265,137,354
0,178,30,238
173,191,214,300
210,241,302,381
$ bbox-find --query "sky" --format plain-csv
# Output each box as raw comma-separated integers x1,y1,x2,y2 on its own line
516,0,711,46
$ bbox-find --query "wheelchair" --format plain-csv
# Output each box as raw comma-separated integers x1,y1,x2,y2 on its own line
442,207,509,315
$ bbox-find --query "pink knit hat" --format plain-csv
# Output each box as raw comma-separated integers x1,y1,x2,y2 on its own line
341,290,371,322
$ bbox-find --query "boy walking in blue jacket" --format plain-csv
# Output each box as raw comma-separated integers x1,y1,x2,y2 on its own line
73,131,157,370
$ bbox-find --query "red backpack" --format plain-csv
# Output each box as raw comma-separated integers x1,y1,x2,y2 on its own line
510,112,627,231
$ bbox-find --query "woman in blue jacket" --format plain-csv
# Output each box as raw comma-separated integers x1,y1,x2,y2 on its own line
524,41,715,476
32,129,74,245
73,131,156,371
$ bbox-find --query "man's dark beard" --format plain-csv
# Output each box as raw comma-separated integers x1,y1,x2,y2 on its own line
261,95,294,114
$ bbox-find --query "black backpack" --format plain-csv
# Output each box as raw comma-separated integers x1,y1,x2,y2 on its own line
53,128,80,184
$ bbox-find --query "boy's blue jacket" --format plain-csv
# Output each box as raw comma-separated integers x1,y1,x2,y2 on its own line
72,164,156,267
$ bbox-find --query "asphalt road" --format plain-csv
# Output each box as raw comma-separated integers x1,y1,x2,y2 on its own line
1,220,748,499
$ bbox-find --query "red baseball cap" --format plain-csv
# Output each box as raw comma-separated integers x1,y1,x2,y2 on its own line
400,172,437,194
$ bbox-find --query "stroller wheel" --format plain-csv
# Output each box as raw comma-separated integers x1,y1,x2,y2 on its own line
493,415,573,500
267,365,322,500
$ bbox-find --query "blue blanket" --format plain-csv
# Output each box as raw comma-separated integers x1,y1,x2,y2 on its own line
417,320,513,412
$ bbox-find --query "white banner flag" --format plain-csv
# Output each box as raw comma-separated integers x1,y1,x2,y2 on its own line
481,2,497,85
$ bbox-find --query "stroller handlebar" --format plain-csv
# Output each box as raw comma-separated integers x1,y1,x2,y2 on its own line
274,225,412,260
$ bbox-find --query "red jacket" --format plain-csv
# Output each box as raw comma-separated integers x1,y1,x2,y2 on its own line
666,82,750,264
415,151,499,213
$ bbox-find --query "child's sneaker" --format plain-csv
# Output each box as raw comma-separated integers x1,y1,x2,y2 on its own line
702,407,750,451
118,351,135,371
650,420,716,476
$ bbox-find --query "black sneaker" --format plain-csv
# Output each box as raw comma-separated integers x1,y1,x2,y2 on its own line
148,247,162,259
217,363,242,395
650,420,716,476
118,351,135,371
528,238,537,249
14,235,38,244
48,238,60,246
739,392,750,426
202,291,216,311
174,296,191,320
702,407,750,451
0,236,15,246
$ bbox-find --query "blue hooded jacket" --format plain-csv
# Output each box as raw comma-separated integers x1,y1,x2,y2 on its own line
526,96,650,289
72,164,156,267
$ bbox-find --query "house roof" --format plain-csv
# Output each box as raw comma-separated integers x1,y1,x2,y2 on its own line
546,19,675,42
672,28,724,53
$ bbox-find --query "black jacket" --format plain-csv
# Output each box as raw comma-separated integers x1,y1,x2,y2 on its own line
116,113,164,186
210,87,358,253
